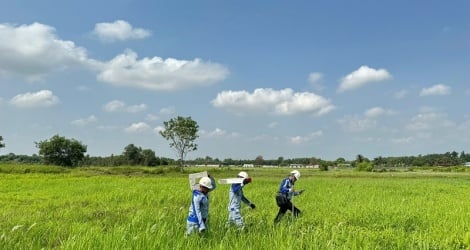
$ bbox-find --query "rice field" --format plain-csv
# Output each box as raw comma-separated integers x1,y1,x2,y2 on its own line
0,165,469,249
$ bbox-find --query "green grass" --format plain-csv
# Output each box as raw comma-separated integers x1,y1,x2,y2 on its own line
0,165,469,249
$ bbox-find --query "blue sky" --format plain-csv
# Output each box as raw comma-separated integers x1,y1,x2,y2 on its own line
1,0,469,161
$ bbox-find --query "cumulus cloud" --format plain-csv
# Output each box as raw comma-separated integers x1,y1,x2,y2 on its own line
419,84,451,96
124,122,150,133
103,100,146,113
211,88,334,116
338,66,392,92
9,90,60,108
93,20,151,42
0,22,91,81
97,50,229,91
71,115,97,126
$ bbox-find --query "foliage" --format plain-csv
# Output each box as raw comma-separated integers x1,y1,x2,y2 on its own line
355,162,373,172
159,116,199,171
0,135,4,149
122,144,159,166
35,134,87,167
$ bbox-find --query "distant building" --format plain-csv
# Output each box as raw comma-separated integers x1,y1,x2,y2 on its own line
242,164,254,168
464,162,470,167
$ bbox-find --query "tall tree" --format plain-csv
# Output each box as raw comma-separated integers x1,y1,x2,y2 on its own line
36,135,87,167
159,116,199,172
123,144,142,165
0,136,4,149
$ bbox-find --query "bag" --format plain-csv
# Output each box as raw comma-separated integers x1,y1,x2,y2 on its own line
275,193,288,206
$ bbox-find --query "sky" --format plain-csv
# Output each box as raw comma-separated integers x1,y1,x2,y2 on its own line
1,0,470,161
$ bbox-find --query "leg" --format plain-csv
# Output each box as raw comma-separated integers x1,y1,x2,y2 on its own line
186,221,198,236
274,206,288,223
228,208,245,228
293,206,301,217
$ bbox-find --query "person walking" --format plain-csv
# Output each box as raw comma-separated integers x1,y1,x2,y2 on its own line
186,176,216,235
227,171,255,229
274,170,304,223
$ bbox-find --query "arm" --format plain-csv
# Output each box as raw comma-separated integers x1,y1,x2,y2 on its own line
279,178,292,194
193,195,206,231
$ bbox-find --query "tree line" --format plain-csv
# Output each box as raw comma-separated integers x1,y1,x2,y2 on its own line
1,117,470,168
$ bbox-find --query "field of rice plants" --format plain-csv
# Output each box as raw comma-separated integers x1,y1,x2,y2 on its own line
0,165,469,249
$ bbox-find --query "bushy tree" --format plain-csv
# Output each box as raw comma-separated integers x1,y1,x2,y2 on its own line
159,116,199,172
36,135,87,167
0,135,5,149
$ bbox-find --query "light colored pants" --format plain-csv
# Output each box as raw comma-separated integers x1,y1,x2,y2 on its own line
186,221,199,235
227,208,244,228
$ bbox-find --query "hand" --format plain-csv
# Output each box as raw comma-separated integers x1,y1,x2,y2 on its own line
243,178,251,185
250,203,256,209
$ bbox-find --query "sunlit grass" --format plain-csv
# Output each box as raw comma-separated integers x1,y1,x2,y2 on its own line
0,166,469,249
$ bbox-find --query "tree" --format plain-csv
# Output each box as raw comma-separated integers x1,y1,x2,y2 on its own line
255,155,264,166
141,149,159,166
36,135,87,167
0,136,4,149
159,116,199,172
123,144,142,165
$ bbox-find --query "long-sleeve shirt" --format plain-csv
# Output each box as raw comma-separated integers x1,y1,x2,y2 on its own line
228,183,251,210
186,176,216,231
187,190,209,230
278,177,300,200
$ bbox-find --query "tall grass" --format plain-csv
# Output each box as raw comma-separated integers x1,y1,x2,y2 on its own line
0,166,469,249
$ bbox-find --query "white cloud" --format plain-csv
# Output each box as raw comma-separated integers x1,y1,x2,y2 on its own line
153,125,164,134
406,111,454,130
338,66,392,92
419,84,451,96
159,106,175,115
126,104,147,113
0,22,90,81
308,72,324,90
103,100,126,112
93,20,151,42
97,50,229,91
212,88,334,116
71,115,97,126
364,107,395,117
289,130,323,144
338,115,377,132
200,128,240,138
124,122,150,133
9,90,60,108
145,114,159,121
103,100,146,113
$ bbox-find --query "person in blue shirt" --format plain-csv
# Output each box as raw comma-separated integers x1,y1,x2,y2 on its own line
227,171,255,229
186,175,216,235
274,170,304,223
